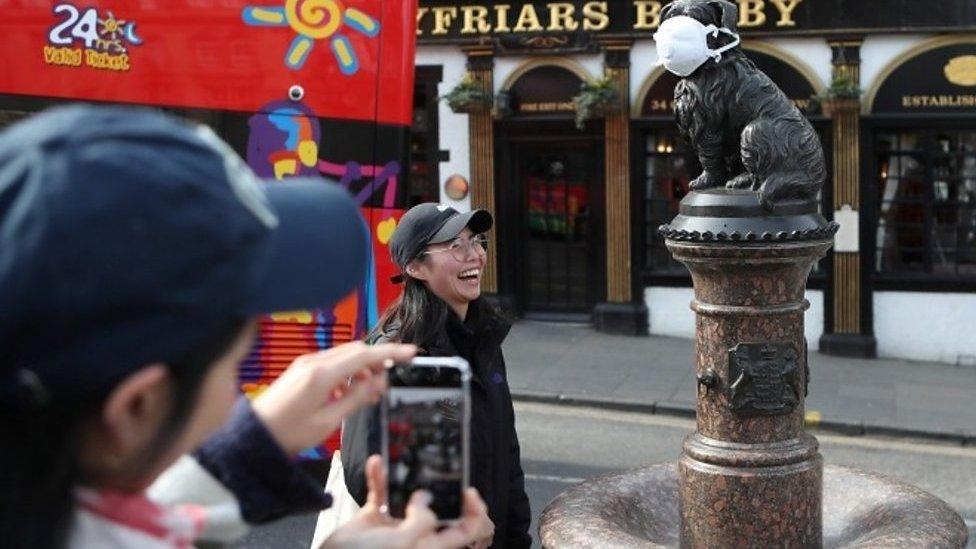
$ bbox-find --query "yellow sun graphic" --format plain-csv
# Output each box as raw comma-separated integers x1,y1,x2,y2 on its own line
98,12,127,41
243,1,380,72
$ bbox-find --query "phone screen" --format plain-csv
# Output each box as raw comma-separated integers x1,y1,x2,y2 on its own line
383,362,467,521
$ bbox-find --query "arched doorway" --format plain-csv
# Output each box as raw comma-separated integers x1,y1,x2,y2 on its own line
495,60,606,319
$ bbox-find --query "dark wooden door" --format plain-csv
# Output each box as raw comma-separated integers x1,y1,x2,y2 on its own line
513,140,603,315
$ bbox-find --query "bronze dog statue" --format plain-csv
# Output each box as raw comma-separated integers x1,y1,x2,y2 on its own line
661,0,826,209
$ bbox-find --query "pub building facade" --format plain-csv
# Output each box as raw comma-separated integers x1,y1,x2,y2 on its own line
409,0,976,364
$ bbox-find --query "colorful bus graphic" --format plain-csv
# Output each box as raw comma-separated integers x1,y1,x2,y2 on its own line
0,0,418,459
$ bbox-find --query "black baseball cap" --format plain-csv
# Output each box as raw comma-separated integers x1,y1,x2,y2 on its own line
389,202,492,282
0,106,368,405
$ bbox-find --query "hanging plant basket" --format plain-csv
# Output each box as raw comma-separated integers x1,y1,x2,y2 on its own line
447,97,491,114
441,72,493,115
572,76,620,130
812,74,862,118
590,98,622,116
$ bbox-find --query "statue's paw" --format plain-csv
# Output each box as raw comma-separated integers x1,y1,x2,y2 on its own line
690,173,724,190
725,174,755,189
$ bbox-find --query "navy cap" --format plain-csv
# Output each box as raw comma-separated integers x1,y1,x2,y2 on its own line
0,106,368,404
389,203,492,281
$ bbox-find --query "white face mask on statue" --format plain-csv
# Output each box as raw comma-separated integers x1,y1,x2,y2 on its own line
653,15,741,77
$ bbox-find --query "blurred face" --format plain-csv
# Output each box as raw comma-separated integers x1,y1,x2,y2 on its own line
78,320,259,490
149,320,259,480
409,227,488,318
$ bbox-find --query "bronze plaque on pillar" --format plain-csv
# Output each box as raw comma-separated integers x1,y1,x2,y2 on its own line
728,342,800,417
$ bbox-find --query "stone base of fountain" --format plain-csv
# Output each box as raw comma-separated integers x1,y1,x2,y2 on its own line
543,189,969,548
539,463,968,548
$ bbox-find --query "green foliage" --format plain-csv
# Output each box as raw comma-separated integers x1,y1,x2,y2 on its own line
823,74,862,100
572,76,620,130
440,72,492,113
806,74,862,115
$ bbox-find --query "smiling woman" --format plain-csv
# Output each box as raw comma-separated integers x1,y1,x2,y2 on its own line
382,202,494,333
339,202,534,548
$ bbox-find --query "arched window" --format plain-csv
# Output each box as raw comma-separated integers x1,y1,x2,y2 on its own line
501,59,591,119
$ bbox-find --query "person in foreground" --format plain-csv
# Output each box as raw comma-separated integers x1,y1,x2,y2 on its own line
0,106,489,549
342,203,533,548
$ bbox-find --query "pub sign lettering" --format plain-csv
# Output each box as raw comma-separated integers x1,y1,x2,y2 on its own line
417,0,976,47
417,1,805,37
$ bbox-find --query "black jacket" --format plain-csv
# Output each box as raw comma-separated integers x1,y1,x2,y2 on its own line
341,299,532,548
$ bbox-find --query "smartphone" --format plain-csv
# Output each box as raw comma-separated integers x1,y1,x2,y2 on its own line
381,356,470,523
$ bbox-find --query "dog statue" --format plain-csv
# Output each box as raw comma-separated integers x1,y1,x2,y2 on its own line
656,0,826,209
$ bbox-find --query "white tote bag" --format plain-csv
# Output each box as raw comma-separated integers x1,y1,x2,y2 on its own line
310,451,361,549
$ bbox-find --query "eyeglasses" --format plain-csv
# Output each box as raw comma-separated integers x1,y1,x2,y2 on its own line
422,234,489,262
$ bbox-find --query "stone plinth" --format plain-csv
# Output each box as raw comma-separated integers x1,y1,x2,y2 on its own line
538,189,967,548
663,190,833,547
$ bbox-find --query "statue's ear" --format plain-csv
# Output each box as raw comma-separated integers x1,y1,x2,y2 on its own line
707,0,739,30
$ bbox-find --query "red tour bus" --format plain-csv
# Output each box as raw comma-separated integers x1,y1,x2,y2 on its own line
0,0,418,459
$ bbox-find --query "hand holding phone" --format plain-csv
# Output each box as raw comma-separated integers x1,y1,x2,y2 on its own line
252,342,415,455
381,357,471,523
319,455,493,549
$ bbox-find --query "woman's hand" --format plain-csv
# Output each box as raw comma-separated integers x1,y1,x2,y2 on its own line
251,342,417,455
462,488,494,549
320,455,493,549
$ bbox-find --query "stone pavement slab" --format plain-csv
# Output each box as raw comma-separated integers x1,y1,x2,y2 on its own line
502,320,976,444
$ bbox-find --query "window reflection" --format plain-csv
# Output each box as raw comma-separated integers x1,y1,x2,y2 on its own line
643,129,698,275
875,130,976,278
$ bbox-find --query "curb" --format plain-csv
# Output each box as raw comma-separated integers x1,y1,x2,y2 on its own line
511,391,975,446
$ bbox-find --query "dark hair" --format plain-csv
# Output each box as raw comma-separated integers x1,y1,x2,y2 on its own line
0,318,248,549
369,263,448,347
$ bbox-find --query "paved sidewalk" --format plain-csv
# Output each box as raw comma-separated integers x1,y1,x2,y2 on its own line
503,320,976,444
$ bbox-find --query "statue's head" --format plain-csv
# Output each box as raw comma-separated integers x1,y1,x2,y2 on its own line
661,0,739,33
655,0,741,78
